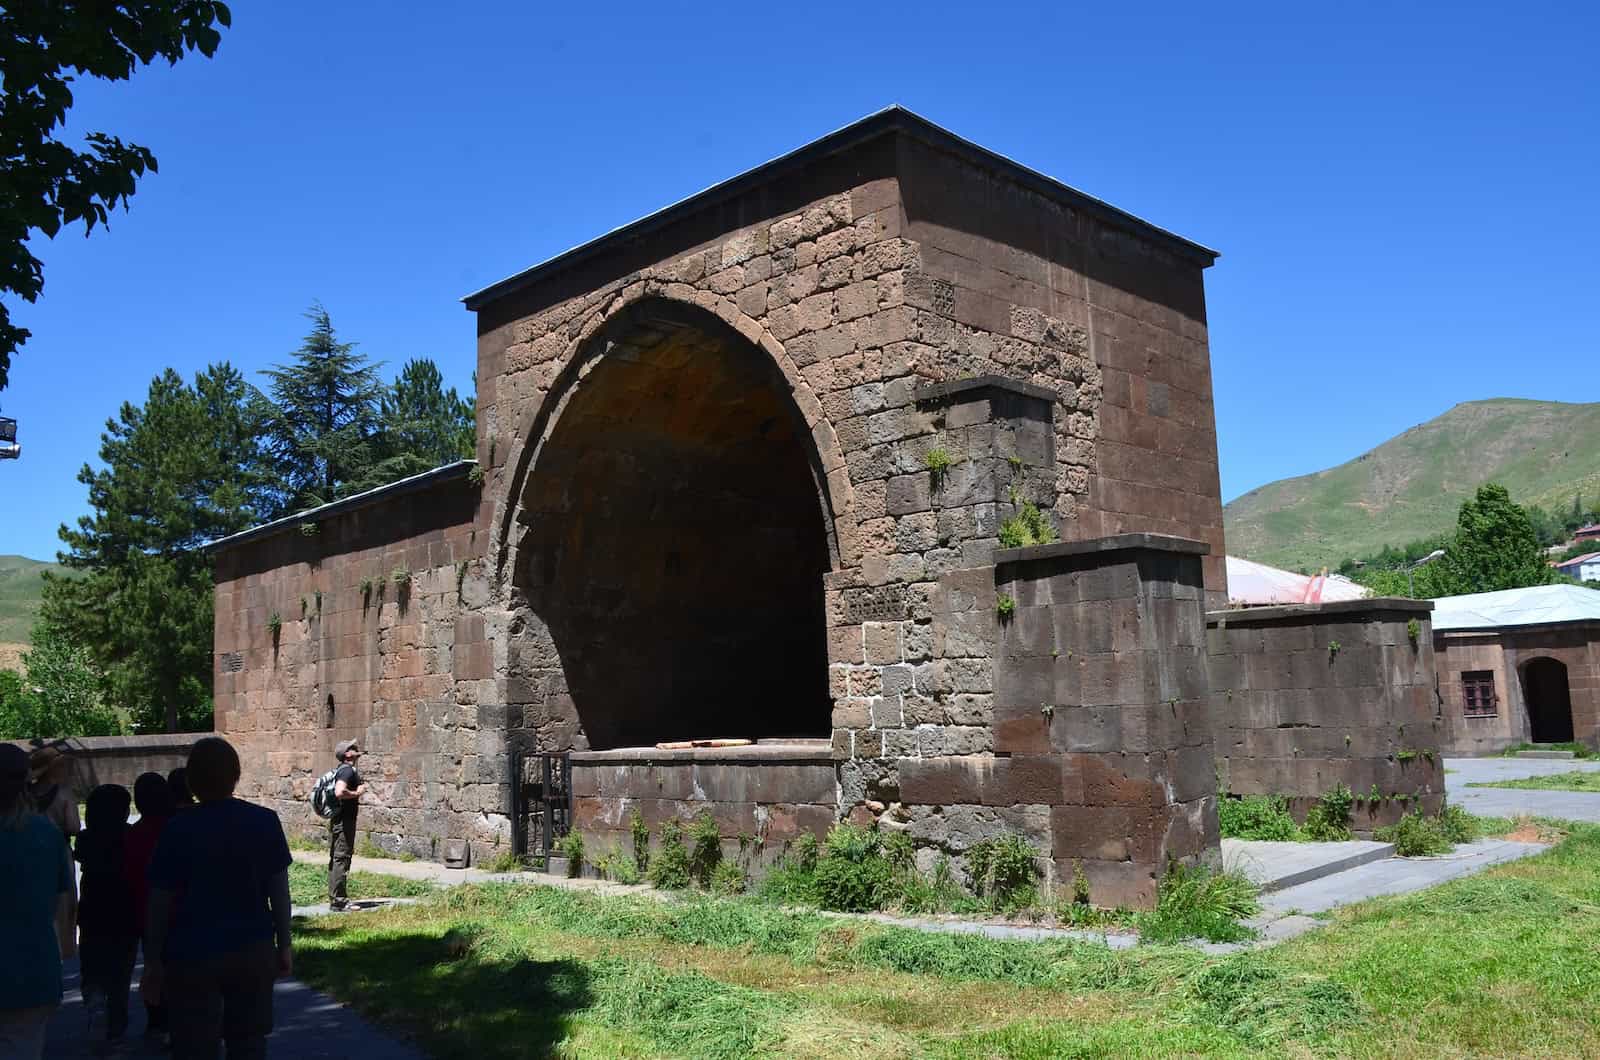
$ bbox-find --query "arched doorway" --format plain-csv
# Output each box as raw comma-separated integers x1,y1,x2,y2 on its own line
512,300,833,750
1522,657,1574,744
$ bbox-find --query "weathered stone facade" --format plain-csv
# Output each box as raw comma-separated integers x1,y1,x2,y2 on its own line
214,467,492,856
216,109,1237,903
895,535,1217,906
1208,600,1445,831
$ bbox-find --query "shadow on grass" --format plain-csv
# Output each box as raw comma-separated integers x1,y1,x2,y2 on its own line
293,920,591,1059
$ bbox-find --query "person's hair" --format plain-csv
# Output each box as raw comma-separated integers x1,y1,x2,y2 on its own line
167,766,194,807
85,783,132,833
0,744,27,831
185,738,242,802
132,771,173,818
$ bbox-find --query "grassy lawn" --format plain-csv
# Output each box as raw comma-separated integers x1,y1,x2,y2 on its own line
291,822,1600,1058
287,860,436,906
1471,770,1600,793
1501,742,1595,760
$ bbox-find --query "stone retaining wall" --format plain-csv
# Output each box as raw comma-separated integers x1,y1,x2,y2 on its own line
5,734,195,798
570,742,836,869
1207,600,1444,832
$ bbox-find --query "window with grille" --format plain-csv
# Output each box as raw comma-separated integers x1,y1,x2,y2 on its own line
1462,671,1498,717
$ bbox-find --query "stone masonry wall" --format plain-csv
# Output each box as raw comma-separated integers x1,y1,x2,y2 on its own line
214,469,499,859
1208,600,1444,832
569,743,836,870
6,735,193,799
896,535,1218,909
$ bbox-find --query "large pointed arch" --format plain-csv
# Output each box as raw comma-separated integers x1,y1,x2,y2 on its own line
493,292,853,749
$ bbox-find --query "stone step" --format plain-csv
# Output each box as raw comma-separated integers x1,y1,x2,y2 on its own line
1222,838,1397,893
1516,750,1576,759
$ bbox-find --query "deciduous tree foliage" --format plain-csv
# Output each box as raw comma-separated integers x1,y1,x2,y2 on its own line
1350,483,1560,598
0,618,121,739
41,363,273,731
0,1,232,389
1441,483,1559,595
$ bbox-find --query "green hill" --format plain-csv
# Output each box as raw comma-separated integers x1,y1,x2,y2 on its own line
1224,399,1600,571
0,554,60,644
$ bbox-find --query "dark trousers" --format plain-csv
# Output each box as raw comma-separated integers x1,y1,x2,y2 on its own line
80,934,138,1038
165,940,277,1060
329,814,356,904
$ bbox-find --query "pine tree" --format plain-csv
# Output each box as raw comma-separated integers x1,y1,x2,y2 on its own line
261,304,385,511
357,358,475,490
42,363,274,731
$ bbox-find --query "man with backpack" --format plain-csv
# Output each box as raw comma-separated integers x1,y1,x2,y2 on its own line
320,740,366,911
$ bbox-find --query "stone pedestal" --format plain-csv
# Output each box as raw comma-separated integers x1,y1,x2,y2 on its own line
992,534,1217,907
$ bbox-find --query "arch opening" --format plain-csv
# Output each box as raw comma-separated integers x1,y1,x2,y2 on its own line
513,302,833,750
1522,656,1574,744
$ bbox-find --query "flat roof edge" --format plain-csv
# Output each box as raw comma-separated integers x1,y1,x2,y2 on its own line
203,461,477,554
461,106,1218,312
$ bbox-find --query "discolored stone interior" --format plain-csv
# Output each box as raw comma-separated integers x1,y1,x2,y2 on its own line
515,306,832,749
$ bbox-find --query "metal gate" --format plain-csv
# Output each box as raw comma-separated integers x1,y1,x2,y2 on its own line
510,748,572,868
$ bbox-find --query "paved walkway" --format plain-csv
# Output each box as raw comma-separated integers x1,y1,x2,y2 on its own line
44,954,428,1059
1444,755,1600,821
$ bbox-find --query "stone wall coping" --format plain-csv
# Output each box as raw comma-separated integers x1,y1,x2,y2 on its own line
463,106,1217,313
203,460,477,554
912,375,1059,405
1206,597,1434,627
571,742,835,767
994,533,1209,567
5,734,200,754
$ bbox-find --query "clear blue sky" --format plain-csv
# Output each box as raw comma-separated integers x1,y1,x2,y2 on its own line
3,1,1596,562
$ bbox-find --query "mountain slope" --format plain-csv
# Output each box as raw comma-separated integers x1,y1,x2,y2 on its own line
1224,399,1600,571
0,554,60,644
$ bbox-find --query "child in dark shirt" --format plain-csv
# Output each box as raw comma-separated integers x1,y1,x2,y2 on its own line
75,783,138,1044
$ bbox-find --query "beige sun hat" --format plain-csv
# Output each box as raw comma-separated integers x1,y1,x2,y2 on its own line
27,745,70,784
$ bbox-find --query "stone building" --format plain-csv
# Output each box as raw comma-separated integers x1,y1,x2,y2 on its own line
1432,584,1600,755
213,107,1236,907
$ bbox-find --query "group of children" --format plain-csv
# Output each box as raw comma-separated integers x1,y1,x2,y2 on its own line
71,767,195,1047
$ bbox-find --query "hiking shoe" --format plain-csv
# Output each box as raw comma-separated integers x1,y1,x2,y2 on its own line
329,899,350,911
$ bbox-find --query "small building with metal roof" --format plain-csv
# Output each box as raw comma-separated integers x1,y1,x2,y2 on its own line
1431,583,1600,755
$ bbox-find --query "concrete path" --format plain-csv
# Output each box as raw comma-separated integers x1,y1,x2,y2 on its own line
1257,838,1546,917
1444,756,1600,821
43,954,428,1059
1223,838,1394,892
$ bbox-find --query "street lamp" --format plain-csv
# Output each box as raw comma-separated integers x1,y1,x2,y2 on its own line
1407,548,1446,597
0,416,17,461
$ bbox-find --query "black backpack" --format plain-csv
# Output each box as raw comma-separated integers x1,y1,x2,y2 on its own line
311,769,341,820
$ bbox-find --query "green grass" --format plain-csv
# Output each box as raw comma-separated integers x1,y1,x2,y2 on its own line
1471,770,1600,792
287,861,436,906
1224,398,1600,570
0,554,64,647
1501,741,1596,759
285,821,1600,1057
